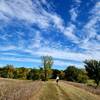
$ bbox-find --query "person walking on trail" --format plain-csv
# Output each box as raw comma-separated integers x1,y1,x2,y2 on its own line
56,76,59,85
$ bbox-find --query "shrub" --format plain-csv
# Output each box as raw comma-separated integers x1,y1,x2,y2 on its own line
64,66,88,83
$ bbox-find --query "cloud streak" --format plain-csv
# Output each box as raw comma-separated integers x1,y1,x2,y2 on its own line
0,0,100,69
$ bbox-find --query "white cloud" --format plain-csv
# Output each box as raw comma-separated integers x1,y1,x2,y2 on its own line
0,56,41,63
40,0,47,4
0,0,82,44
0,0,100,68
75,0,81,4
83,1,100,40
0,0,64,30
78,1,100,53
0,0,47,28
24,47,92,62
31,31,41,48
96,35,100,41
0,43,100,67
0,54,83,68
69,0,81,22
70,7,78,22
0,45,17,51
63,23,79,43
0,33,12,40
54,59,83,68
0,48,84,67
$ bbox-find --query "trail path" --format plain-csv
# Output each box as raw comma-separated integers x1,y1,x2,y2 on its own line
38,81,100,100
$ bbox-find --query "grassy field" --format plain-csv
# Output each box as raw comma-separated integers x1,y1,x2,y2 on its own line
64,81,100,95
0,78,100,100
0,78,42,100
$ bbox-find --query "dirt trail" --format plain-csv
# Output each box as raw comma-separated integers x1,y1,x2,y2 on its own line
38,81,100,100
39,82,58,100
39,81,70,100
56,83,71,100
59,81,100,100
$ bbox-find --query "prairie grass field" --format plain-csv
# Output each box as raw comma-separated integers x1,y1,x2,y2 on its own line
0,78,42,100
0,78,100,100
63,80,100,95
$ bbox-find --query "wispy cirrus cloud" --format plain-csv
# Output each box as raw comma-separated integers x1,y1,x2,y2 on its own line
75,0,81,4
70,7,78,22
63,23,79,43
0,0,100,69
0,0,80,43
83,1,100,39
79,1,100,49
0,0,64,30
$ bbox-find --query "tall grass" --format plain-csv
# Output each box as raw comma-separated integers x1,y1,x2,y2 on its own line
0,78,42,100
63,81,100,95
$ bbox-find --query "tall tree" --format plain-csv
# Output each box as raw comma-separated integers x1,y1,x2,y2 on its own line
42,56,53,81
84,60,100,88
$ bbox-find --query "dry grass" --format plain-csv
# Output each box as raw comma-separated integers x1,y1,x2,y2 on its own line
39,81,100,100
63,81,100,95
0,78,100,100
39,82,59,100
0,78,42,100
60,81,100,100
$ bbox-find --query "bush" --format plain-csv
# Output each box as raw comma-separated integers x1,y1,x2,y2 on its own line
27,68,40,80
64,66,79,81
64,66,88,83
77,74,88,83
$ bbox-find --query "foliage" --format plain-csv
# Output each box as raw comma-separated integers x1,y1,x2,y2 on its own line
64,66,88,83
59,70,65,79
51,69,65,79
0,65,39,80
64,66,78,81
52,69,61,79
77,70,88,83
0,60,90,84
84,59,100,87
0,64,15,78
27,68,40,80
42,56,53,81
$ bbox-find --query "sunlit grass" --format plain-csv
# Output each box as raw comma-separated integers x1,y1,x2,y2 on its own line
0,78,42,100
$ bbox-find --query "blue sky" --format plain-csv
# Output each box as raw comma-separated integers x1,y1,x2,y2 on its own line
0,0,100,69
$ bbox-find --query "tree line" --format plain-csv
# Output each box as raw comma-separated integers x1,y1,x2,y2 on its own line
0,56,100,88
0,64,64,80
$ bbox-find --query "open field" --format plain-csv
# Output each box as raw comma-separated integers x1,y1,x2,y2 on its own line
0,78,100,100
0,78,42,100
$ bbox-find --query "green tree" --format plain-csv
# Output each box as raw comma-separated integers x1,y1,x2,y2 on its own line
64,66,88,83
38,67,46,81
42,56,53,81
64,66,78,81
84,60,100,88
15,67,29,79
0,65,15,78
27,68,40,80
77,69,88,83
